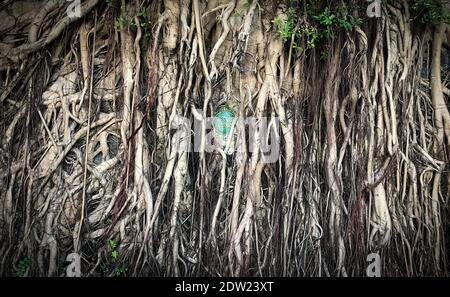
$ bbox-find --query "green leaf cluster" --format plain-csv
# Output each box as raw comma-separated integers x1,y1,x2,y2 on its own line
16,257,31,277
272,5,362,57
411,0,450,25
106,239,126,276
313,7,362,36
108,239,118,259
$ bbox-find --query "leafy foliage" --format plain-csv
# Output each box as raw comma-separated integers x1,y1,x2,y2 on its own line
302,25,319,50
16,257,31,277
313,7,362,35
106,239,126,276
411,0,450,24
108,239,119,260
113,265,127,276
272,8,297,43
108,239,117,252
272,5,362,57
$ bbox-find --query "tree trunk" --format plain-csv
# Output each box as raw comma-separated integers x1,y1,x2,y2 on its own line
0,0,449,276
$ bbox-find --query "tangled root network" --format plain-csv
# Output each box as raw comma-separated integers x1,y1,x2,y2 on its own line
0,0,449,276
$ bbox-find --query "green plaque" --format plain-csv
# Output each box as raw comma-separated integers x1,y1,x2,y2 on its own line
213,106,235,136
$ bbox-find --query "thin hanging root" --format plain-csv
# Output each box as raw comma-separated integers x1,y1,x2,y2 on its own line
75,13,97,253
208,151,227,244
429,23,447,271
208,2,235,80
168,120,189,275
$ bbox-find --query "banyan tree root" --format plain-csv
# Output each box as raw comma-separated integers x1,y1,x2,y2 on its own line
0,0,449,276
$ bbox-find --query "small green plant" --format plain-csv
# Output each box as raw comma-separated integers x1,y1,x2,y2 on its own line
113,265,127,276
106,239,127,276
338,17,354,32
106,0,116,7
108,239,119,260
108,239,118,258
16,257,31,277
313,7,362,36
314,7,336,26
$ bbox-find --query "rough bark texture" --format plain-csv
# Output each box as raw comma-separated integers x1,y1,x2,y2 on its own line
0,0,449,276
